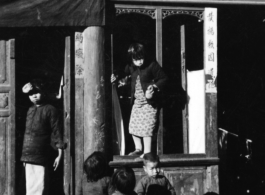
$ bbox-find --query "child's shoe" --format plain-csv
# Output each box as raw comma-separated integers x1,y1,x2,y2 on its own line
134,154,144,161
128,149,142,156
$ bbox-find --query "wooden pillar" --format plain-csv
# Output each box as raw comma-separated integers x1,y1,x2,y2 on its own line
156,8,163,155
83,27,106,159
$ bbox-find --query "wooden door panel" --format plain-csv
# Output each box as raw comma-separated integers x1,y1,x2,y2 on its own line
0,39,15,195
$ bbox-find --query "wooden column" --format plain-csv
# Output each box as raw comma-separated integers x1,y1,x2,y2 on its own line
83,27,106,159
64,37,72,195
156,8,163,155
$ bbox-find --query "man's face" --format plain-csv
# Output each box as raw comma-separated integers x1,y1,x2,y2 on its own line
133,58,144,67
29,92,42,105
144,162,160,177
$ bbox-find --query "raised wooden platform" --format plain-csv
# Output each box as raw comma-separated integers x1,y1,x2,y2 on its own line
110,154,219,195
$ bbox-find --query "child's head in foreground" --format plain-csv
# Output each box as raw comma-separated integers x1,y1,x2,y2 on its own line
110,166,136,194
83,151,108,182
143,153,160,178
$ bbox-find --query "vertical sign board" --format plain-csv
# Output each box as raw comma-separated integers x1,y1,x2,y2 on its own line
74,32,84,195
75,33,85,79
0,39,15,195
204,8,217,93
204,8,218,157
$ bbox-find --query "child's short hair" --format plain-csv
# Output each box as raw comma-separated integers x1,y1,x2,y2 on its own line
83,151,108,182
127,43,145,62
143,152,160,166
110,166,136,194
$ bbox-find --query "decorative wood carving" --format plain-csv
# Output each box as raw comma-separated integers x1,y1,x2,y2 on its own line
162,9,204,20
116,8,156,19
0,93,8,109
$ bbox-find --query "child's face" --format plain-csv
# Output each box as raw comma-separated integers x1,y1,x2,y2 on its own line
29,92,43,105
144,161,160,177
133,58,144,67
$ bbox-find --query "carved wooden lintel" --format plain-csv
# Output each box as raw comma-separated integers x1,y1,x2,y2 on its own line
116,8,204,21
116,8,156,19
162,9,204,20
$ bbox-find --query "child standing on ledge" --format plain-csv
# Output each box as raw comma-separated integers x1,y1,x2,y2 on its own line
21,79,64,195
111,43,168,158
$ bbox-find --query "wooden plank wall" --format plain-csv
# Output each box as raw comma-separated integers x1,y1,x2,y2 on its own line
0,39,15,195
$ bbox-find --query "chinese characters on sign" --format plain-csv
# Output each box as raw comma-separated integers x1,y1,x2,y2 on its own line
204,8,217,93
75,32,85,78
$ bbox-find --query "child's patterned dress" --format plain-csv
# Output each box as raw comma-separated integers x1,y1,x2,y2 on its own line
129,76,157,137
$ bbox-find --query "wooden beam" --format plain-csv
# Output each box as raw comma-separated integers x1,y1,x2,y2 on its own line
111,0,265,5
115,4,204,10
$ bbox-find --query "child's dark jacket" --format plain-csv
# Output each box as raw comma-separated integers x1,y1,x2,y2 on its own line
79,174,111,195
124,60,168,107
135,175,176,195
21,104,64,165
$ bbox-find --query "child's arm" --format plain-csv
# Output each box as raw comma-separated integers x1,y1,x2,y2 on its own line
151,61,168,91
111,74,131,88
49,107,65,170
111,64,132,87
53,148,62,170
22,83,33,93
145,85,155,99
